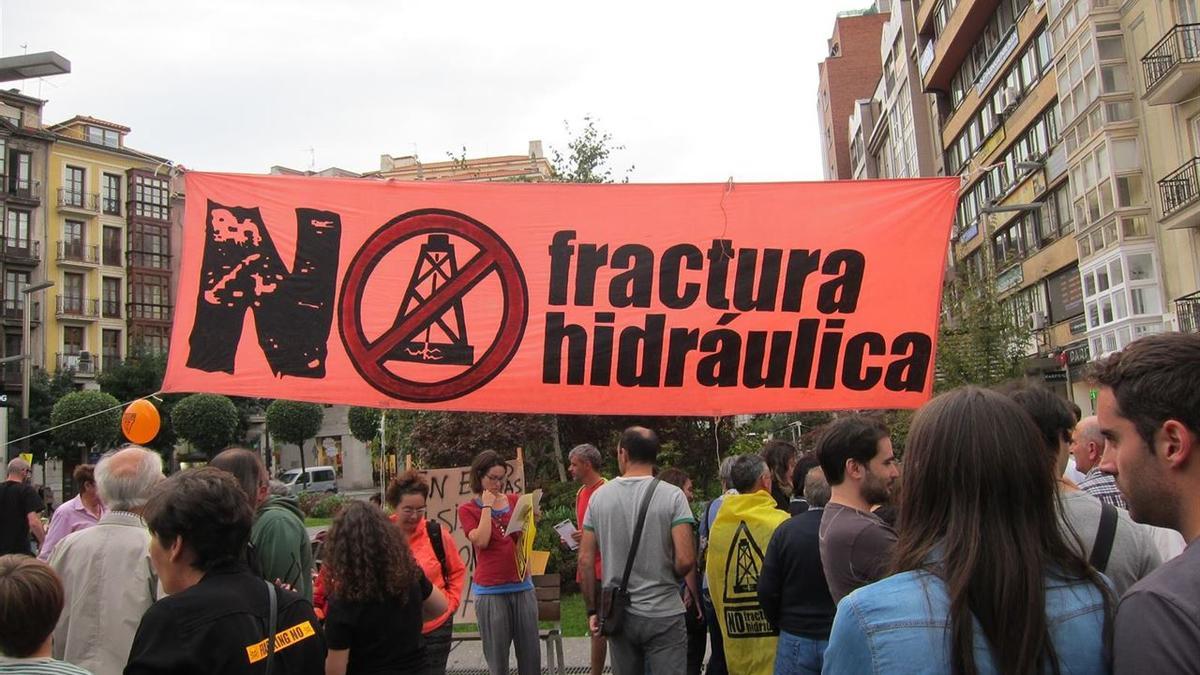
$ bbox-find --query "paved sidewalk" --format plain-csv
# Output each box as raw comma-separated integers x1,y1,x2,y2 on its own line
447,636,612,674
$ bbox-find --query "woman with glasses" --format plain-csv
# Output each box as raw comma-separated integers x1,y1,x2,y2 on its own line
385,471,466,675
458,450,540,675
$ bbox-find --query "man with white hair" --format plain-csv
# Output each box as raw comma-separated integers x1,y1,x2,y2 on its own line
50,445,164,674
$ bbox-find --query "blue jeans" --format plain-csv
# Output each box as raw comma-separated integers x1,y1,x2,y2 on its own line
773,631,827,675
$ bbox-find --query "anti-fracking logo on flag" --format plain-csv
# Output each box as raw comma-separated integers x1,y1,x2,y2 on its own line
338,209,528,403
721,520,773,638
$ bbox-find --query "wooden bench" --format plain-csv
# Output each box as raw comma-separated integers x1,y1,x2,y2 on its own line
451,574,566,675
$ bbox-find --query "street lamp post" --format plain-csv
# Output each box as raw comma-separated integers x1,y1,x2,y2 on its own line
17,281,54,461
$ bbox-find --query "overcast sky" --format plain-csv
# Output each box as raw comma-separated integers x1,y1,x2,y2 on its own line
10,1,875,182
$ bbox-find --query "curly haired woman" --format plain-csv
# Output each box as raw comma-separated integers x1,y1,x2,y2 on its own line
322,500,447,675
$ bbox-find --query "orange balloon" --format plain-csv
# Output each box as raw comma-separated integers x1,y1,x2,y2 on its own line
122,399,161,444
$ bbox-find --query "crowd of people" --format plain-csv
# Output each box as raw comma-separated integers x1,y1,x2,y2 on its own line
0,331,1195,674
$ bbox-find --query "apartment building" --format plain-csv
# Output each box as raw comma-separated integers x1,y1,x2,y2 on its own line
45,116,174,381
915,0,1089,402
0,90,53,394
819,4,893,179
848,0,941,179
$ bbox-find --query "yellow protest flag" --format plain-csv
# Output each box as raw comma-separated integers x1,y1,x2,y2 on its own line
705,490,789,675
19,453,32,466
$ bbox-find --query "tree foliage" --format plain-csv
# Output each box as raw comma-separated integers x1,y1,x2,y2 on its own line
171,394,240,457
936,266,1033,390
407,412,552,469
550,115,634,184
51,390,122,461
265,400,324,447
347,407,382,444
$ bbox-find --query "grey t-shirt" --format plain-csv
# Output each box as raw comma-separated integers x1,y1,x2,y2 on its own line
583,476,695,618
1058,490,1161,596
1114,538,1200,674
819,502,897,603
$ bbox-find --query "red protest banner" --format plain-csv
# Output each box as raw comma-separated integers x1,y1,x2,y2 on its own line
163,173,958,414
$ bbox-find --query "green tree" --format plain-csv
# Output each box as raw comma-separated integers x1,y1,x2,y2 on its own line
937,266,1032,390
265,400,324,484
171,394,240,457
347,407,382,444
51,390,122,463
550,115,634,184
408,412,552,469
15,369,77,461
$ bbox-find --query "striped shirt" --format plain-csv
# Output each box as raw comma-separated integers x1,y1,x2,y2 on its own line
0,656,92,674
1078,468,1129,509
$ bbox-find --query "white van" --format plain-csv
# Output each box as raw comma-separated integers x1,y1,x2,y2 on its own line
278,466,339,495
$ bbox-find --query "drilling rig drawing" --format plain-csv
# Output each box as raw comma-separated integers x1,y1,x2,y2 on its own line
388,234,475,366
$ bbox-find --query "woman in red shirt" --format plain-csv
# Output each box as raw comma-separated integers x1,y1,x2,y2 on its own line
385,472,466,675
458,451,540,675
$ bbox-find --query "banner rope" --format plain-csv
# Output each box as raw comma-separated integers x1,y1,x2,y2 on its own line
5,391,163,447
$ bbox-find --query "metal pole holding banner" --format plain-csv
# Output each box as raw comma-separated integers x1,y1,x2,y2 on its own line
378,410,387,505
19,281,53,462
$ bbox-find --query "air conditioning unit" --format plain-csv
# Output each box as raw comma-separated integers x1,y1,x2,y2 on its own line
1030,311,1048,330
1001,86,1021,114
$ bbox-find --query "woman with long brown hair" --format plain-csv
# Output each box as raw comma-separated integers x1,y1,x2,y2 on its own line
323,500,447,675
822,387,1114,674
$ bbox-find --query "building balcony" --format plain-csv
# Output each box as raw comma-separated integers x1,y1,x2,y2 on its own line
57,188,99,214
56,296,100,320
1142,24,1200,106
57,352,96,377
0,238,39,264
1178,290,1200,333
1157,157,1200,229
102,299,122,319
0,299,40,323
0,363,21,387
8,178,40,205
56,241,100,266
920,0,1006,93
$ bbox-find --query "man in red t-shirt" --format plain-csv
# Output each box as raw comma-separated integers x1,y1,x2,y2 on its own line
569,444,607,675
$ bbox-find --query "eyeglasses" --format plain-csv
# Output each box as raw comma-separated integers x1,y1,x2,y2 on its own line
400,507,427,517
484,472,507,482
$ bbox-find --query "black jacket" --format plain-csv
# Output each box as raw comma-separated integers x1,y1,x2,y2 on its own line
757,508,836,639
125,562,326,675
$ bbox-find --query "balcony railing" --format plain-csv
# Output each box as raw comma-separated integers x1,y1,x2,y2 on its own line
102,246,122,266
1143,24,1200,93
1177,290,1200,333
0,363,20,386
0,298,38,321
102,299,122,318
57,188,99,212
0,238,39,261
8,178,39,201
56,241,100,264
1158,157,1200,218
57,352,96,376
56,296,100,319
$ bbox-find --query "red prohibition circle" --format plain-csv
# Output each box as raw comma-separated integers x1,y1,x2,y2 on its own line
338,209,528,402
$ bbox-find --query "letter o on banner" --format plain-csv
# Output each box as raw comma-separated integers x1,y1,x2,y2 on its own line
122,399,161,444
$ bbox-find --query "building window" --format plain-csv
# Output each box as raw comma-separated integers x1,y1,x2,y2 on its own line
133,175,169,221
130,223,170,269
131,273,171,321
64,166,85,207
86,126,120,148
63,273,84,314
62,220,85,260
102,277,121,318
4,269,28,316
9,151,30,193
103,226,122,266
132,324,169,355
5,209,29,251
102,173,122,215
102,329,122,369
63,326,84,355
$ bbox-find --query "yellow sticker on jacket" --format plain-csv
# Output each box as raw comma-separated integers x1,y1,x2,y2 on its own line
246,620,317,663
